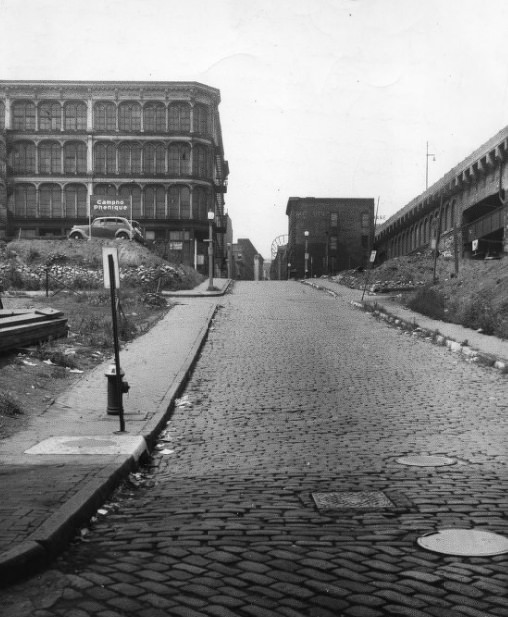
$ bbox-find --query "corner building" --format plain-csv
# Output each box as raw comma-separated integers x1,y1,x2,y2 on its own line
0,80,229,273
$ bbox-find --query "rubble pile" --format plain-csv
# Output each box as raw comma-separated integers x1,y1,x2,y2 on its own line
0,261,187,291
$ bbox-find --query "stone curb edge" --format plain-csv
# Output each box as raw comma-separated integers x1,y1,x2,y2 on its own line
302,280,508,373
350,299,508,373
0,302,219,587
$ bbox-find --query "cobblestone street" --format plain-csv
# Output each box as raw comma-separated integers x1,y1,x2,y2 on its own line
3,281,508,616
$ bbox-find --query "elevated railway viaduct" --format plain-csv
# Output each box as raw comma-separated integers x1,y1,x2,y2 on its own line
375,126,508,263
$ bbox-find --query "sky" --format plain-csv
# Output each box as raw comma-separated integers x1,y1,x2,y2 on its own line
2,0,508,260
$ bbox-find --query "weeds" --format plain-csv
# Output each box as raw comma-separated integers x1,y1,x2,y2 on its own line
407,285,447,321
0,393,24,416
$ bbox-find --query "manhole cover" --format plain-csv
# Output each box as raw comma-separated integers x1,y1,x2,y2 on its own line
417,529,508,556
312,491,395,511
396,455,457,467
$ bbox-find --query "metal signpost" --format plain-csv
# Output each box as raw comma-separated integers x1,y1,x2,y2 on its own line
102,247,125,433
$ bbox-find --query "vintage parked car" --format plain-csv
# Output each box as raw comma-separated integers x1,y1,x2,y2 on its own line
68,217,144,243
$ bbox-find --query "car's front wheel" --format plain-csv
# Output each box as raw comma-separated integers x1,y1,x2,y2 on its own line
116,232,130,240
69,232,84,240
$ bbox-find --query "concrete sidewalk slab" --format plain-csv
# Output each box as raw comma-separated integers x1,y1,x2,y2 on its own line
0,280,231,585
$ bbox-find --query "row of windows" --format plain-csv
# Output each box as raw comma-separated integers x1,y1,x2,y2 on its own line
0,101,210,133
389,202,457,257
11,183,213,221
10,141,213,177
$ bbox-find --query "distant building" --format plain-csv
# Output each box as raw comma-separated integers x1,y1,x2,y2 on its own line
231,238,264,280
0,79,229,274
286,197,375,278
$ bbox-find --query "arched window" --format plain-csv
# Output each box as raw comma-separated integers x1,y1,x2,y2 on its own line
39,142,61,174
64,184,87,218
94,102,116,131
13,101,35,130
11,141,36,173
451,201,456,228
118,102,141,132
118,143,142,174
14,184,36,216
40,184,62,217
64,102,87,131
193,104,209,134
39,102,61,131
64,142,87,174
94,143,116,174
144,185,165,218
424,218,429,243
0,102,5,130
193,145,209,178
119,184,141,218
193,186,209,220
169,103,190,132
144,103,166,132
143,143,165,174
168,143,190,175
168,185,190,219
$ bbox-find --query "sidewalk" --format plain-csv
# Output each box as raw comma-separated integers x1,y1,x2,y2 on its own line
303,277,508,368
0,278,231,585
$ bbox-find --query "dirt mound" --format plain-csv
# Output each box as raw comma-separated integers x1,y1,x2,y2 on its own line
1,239,204,292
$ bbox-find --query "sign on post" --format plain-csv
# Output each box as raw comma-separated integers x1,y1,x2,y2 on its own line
102,247,120,289
369,250,377,263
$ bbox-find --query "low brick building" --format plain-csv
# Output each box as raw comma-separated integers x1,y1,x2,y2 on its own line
286,197,375,278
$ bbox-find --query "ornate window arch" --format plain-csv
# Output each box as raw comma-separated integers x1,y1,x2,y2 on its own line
39,101,61,131
64,101,87,131
119,183,141,218
94,102,116,131
0,101,5,130
11,141,36,173
94,142,116,174
64,142,87,174
143,143,165,174
193,144,209,178
64,183,87,218
193,104,209,134
94,184,117,197
193,186,210,220
143,102,166,132
169,103,190,132
14,183,36,216
118,142,142,174
39,141,61,174
40,183,63,217
144,185,166,218
13,101,36,130
168,142,191,175
168,184,191,219
118,102,141,132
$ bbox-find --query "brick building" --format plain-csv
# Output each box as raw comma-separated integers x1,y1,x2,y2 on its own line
0,80,229,274
231,238,264,280
286,197,375,278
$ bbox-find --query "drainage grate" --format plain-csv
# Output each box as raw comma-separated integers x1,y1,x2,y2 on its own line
312,491,395,511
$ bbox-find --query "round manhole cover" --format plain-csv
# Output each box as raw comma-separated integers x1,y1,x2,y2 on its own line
417,529,508,556
396,455,457,467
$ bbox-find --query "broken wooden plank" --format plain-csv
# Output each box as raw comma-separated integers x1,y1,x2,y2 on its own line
0,318,68,352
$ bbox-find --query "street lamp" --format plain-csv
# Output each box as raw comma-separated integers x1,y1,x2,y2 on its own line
304,230,309,278
426,141,435,190
207,211,215,291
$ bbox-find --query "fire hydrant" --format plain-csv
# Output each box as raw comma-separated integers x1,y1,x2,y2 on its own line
105,364,130,415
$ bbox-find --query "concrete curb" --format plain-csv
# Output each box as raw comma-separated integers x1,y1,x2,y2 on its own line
0,302,219,586
350,299,508,373
303,280,508,373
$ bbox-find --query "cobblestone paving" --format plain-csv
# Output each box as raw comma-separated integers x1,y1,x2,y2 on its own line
3,281,508,616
